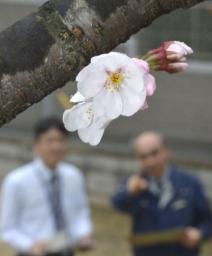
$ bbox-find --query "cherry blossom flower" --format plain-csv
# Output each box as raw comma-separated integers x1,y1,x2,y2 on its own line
63,42,193,146
63,54,157,146
63,99,110,146
76,52,147,120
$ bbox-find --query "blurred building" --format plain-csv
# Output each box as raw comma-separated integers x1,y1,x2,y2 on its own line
0,0,212,201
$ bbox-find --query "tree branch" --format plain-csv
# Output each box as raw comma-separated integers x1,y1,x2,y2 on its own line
0,0,204,126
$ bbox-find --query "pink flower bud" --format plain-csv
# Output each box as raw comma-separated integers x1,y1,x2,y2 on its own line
147,47,167,62
165,41,193,56
166,62,189,73
143,41,193,74
166,53,186,62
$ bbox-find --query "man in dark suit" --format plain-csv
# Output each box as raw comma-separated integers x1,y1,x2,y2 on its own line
112,131,212,256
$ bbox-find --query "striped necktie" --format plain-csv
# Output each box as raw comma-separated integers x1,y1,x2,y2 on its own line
49,172,64,231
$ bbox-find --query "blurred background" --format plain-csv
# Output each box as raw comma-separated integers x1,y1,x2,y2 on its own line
0,0,212,255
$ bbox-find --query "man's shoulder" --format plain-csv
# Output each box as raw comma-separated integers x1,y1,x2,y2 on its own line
171,166,201,186
2,161,35,187
59,162,83,179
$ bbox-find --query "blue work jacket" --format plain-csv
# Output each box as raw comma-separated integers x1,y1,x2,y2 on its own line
111,166,212,256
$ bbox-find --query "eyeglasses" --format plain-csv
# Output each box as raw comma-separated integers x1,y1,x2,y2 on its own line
136,148,161,160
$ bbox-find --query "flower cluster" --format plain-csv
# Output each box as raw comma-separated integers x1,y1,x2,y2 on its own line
63,41,193,146
63,52,155,145
143,41,193,73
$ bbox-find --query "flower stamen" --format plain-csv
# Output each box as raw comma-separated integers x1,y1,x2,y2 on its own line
86,106,93,120
105,71,124,92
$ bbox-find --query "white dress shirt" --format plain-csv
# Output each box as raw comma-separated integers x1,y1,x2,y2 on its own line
0,158,92,253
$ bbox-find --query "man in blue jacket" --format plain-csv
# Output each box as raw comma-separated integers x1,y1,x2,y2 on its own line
112,131,212,256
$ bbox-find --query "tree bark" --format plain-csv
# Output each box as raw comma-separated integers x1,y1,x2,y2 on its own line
0,0,204,126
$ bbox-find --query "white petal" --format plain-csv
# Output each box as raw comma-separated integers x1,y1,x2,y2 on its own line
77,64,107,99
78,126,105,146
90,102,111,129
76,65,90,82
120,85,147,117
91,52,123,64
93,114,111,129
92,52,131,73
123,61,145,93
93,89,123,120
106,52,132,70
78,111,111,145
63,102,92,132
70,92,85,103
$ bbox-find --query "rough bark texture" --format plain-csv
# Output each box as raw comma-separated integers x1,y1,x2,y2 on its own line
0,0,205,126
